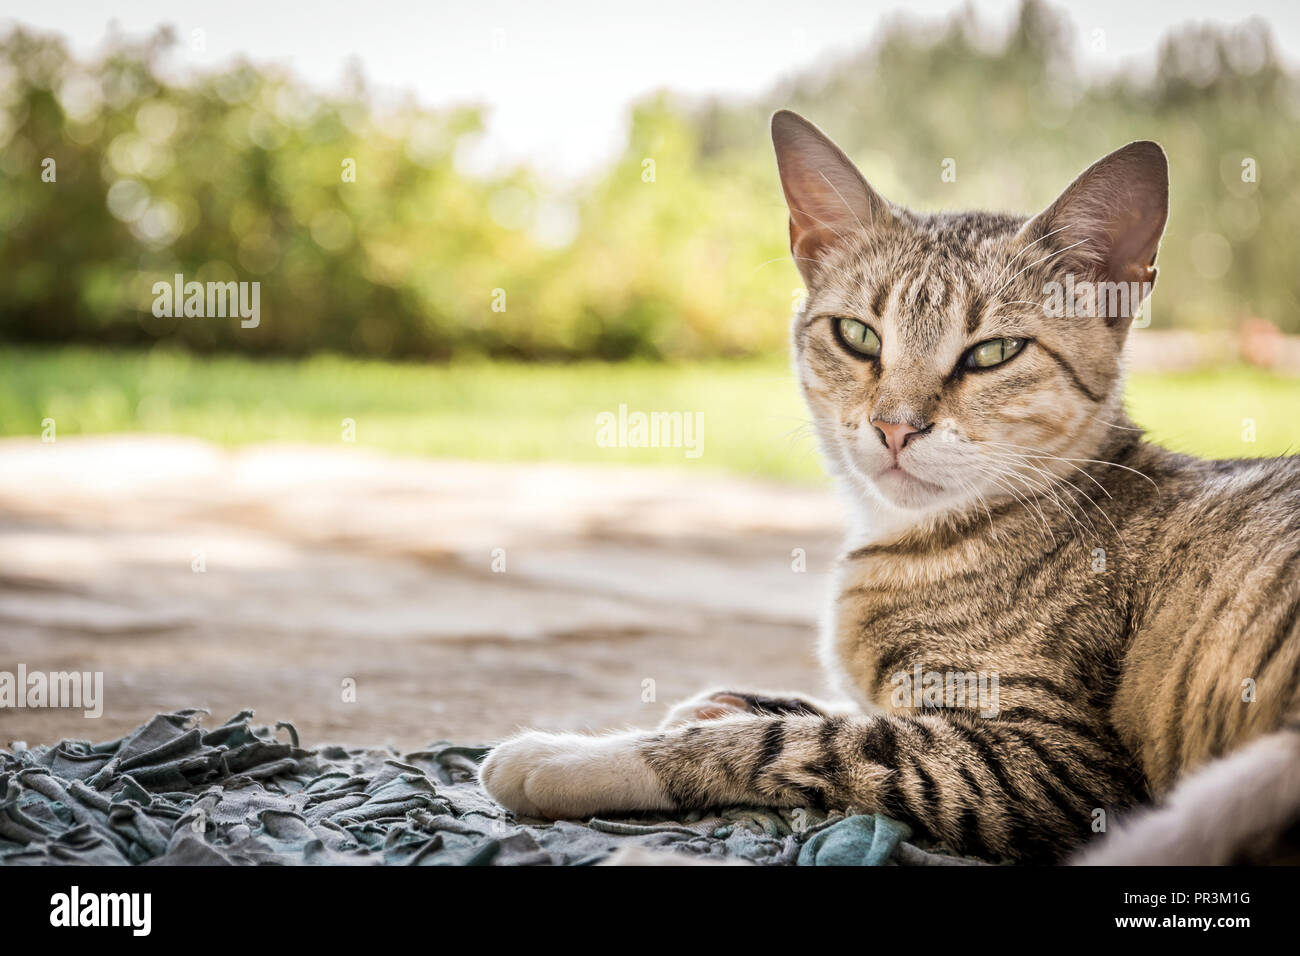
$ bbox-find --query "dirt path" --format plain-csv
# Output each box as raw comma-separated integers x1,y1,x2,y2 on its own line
0,437,844,749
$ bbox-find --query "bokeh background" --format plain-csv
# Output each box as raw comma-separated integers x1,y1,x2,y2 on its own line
3,0,1300,748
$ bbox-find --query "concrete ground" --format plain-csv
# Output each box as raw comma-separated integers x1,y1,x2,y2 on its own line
0,437,844,750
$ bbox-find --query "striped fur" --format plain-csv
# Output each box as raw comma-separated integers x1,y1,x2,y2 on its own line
480,112,1300,863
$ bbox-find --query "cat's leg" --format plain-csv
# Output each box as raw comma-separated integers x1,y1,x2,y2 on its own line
658,687,849,727
479,710,1144,861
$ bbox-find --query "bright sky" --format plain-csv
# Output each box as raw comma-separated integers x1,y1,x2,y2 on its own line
7,0,1300,179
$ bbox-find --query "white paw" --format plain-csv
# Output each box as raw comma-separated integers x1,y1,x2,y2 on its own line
479,730,673,820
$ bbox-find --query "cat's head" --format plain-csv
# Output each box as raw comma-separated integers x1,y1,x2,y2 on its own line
772,110,1168,522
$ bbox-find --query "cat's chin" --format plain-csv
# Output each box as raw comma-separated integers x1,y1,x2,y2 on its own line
831,450,964,517
867,465,952,511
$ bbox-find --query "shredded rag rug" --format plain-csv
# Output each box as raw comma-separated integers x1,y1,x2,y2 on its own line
0,710,985,866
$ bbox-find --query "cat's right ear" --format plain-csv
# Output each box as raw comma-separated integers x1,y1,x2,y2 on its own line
771,110,893,283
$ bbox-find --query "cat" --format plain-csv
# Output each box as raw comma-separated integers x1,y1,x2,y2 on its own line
479,110,1300,864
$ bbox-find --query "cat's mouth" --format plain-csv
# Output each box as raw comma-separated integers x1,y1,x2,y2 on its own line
876,464,944,492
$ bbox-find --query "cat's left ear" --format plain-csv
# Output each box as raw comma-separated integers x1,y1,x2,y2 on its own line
1017,141,1168,325
771,110,895,284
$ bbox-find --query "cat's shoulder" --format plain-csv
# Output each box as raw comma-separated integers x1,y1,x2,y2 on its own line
1142,443,1300,536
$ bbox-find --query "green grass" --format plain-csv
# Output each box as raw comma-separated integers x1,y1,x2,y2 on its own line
3,346,1299,483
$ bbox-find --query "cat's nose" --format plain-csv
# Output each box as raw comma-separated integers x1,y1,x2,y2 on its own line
871,418,930,457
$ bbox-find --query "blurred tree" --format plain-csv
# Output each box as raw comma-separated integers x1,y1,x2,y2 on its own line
0,0,1296,361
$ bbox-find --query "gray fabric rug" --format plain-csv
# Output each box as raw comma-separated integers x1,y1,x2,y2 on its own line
0,709,985,865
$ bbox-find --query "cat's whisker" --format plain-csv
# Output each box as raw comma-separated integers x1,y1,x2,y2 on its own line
952,475,1000,546
748,255,799,276
978,446,1121,541
992,236,1094,299
971,466,1040,535
754,422,822,473
980,441,1114,499
790,255,873,295
817,170,870,232
980,299,1051,323
982,439,1160,492
749,254,865,295
971,462,1057,547
1016,461,1111,541
991,457,1100,542
786,204,851,246
777,423,815,444
974,446,1102,542
988,222,1073,287
988,477,1056,548
994,448,1133,545
1082,411,1146,432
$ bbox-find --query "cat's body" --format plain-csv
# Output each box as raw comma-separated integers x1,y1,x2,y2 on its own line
821,435,1300,861
480,112,1300,864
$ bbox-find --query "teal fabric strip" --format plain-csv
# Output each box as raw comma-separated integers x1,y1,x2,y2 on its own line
797,814,913,866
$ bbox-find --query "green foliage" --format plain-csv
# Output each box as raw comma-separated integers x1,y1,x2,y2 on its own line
1,1,1298,360
0,26,548,359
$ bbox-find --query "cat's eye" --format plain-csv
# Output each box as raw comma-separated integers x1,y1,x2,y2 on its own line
835,318,881,359
964,337,1026,370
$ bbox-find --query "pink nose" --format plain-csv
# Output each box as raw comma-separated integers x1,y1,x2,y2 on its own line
872,419,924,458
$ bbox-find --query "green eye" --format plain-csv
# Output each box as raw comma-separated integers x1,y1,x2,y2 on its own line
965,337,1026,369
836,318,881,358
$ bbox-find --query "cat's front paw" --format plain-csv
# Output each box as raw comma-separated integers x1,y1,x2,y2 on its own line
479,730,673,820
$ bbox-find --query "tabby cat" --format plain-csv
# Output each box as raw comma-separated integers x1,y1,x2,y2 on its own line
480,110,1300,864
